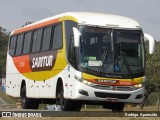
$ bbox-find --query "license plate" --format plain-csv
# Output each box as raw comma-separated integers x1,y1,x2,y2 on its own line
106,97,118,102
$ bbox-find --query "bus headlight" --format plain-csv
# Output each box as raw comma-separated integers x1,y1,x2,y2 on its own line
82,80,92,85
133,83,144,88
75,75,93,86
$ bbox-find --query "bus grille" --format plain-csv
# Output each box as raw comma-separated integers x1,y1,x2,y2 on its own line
95,92,131,99
92,85,136,91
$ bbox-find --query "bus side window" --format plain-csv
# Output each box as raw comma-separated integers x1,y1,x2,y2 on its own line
31,30,38,53
52,23,62,50
9,36,17,56
36,29,43,52
15,34,24,56
31,29,43,53
69,38,75,63
23,32,32,54
42,26,52,51
64,21,78,67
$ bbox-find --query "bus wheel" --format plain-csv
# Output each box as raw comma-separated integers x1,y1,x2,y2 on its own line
30,99,39,109
21,86,39,109
112,102,124,113
21,86,32,109
57,86,81,111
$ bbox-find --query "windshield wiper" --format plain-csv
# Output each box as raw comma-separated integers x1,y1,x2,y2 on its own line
97,50,107,73
122,55,133,79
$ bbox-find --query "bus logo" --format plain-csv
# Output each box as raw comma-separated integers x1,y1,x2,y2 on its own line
110,86,116,90
32,55,54,68
30,51,57,72
96,79,118,84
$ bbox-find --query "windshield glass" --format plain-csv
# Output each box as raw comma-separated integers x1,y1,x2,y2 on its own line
78,25,144,75
79,26,113,73
114,30,144,74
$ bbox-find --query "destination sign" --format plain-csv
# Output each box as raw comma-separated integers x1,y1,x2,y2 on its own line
80,26,110,33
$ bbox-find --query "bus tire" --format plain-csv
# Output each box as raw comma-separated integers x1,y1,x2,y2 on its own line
21,86,32,109
61,98,81,111
30,99,39,109
57,85,81,111
112,102,124,113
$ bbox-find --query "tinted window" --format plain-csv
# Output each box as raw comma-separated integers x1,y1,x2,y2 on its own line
32,29,43,53
42,26,52,51
23,32,32,54
36,29,43,52
64,21,77,63
52,23,62,50
70,39,75,62
15,34,24,55
32,30,38,53
9,36,17,56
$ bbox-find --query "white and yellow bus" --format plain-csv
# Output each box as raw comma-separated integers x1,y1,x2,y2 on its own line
6,12,155,112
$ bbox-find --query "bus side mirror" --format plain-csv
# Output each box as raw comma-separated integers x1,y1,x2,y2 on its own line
144,33,155,54
72,27,81,47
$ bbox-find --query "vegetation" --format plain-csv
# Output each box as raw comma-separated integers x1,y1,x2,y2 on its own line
21,21,33,27
0,86,17,104
0,26,8,75
144,41,160,106
146,41,160,84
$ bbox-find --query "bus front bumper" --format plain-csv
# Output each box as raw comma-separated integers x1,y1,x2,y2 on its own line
71,81,144,104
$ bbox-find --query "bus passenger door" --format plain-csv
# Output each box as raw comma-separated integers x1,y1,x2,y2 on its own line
67,38,77,98
67,65,77,98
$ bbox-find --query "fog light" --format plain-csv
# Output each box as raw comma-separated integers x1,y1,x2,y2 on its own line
135,94,143,99
79,89,89,96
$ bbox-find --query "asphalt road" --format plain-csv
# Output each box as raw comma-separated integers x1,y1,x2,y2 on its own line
0,97,7,105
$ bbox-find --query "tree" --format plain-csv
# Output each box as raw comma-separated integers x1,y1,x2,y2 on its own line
21,21,33,27
145,41,160,84
0,26,9,74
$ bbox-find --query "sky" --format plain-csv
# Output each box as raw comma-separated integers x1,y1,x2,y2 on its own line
0,0,159,40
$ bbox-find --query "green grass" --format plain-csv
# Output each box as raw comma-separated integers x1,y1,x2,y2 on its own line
0,87,17,104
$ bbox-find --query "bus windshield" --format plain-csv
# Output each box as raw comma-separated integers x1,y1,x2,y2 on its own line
78,26,144,75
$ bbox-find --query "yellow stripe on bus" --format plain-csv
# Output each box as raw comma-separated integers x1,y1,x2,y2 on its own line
82,73,143,83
